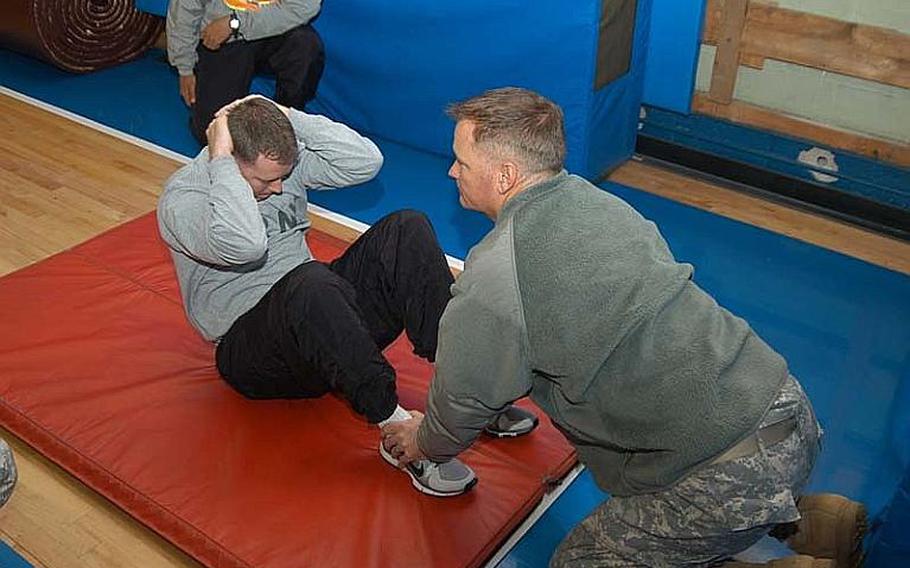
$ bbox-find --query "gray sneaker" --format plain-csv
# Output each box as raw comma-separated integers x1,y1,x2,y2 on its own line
484,405,539,438
379,442,477,497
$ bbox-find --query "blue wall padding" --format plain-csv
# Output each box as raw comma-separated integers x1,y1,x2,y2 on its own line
641,0,706,114
132,0,650,176
586,0,651,176
135,0,167,17
305,0,648,178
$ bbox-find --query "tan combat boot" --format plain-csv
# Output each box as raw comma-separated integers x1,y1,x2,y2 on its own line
786,494,867,568
724,554,835,567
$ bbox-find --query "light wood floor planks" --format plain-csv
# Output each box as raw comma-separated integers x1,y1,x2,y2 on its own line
0,92,907,568
0,94,201,568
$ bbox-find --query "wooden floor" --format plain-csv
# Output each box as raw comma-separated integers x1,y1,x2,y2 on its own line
0,92,907,568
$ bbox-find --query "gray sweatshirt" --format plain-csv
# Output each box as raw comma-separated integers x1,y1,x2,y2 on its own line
166,0,322,76
157,109,383,340
417,171,787,496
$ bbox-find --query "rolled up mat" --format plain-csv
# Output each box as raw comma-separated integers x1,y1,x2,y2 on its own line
0,0,163,73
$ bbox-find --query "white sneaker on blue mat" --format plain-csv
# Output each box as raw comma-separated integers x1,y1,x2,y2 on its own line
484,405,539,438
379,442,477,497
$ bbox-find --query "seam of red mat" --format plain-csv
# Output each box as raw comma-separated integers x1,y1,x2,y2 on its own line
74,249,184,307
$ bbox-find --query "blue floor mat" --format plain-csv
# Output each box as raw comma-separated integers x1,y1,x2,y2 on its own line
2,47,909,566
0,541,31,568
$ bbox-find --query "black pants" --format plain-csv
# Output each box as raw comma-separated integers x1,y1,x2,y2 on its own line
191,24,325,144
215,211,454,423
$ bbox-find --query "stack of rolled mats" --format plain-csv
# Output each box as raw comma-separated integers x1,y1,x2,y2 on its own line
1,0,163,73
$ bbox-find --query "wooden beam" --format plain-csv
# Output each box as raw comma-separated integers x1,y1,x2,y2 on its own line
692,92,910,168
704,0,910,89
707,0,749,103
739,52,765,70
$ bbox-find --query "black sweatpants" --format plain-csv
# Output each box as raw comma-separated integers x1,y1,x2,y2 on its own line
191,24,325,143
215,211,454,423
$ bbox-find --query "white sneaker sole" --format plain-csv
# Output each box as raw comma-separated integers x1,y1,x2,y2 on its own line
378,443,476,498
483,417,540,438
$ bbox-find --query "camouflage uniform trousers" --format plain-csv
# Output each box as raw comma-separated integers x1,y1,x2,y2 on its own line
0,437,15,507
551,376,821,567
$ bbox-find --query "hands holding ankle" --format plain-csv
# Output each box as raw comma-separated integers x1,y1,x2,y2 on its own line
381,410,427,466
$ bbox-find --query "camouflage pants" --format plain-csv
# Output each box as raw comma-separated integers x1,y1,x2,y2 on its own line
0,438,16,506
551,376,820,567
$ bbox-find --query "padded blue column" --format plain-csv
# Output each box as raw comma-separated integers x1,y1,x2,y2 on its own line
586,0,652,176
641,0,706,114
309,0,648,178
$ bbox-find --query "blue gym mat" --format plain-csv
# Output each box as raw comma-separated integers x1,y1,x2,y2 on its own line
0,540,30,568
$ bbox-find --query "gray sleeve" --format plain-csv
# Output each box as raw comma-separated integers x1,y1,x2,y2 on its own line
158,156,268,266
166,0,205,76
237,0,322,41
285,109,384,191
416,254,532,461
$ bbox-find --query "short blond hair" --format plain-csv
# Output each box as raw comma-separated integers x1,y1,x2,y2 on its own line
446,87,565,174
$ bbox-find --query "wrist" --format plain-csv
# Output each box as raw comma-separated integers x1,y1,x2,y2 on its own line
228,11,242,39
208,149,233,161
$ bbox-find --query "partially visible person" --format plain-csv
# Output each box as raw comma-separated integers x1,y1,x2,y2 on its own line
383,87,866,565
0,438,16,507
167,0,325,144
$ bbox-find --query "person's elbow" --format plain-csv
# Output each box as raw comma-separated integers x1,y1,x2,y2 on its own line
293,0,322,25
354,141,384,183
210,228,268,266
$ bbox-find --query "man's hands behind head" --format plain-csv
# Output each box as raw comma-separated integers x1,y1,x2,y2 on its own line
206,96,291,161
206,114,234,159
215,94,290,119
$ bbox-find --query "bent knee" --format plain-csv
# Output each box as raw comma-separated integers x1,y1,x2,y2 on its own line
283,25,324,52
285,261,344,292
381,209,432,233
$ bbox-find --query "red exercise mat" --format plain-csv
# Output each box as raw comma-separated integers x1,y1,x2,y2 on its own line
0,213,576,568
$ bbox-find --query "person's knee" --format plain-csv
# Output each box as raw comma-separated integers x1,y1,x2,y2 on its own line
285,262,354,320
383,209,433,236
281,25,324,59
285,262,346,300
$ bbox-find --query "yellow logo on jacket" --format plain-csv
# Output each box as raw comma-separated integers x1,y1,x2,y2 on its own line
223,0,274,12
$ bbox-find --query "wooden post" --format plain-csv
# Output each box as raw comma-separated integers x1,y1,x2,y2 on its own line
708,0,749,104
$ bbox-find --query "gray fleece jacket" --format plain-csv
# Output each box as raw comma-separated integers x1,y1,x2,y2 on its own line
157,108,382,340
417,171,788,496
167,0,322,76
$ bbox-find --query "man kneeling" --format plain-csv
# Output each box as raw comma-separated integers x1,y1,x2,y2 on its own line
383,88,866,563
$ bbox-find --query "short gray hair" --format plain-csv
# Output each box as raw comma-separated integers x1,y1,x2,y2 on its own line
446,87,565,174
